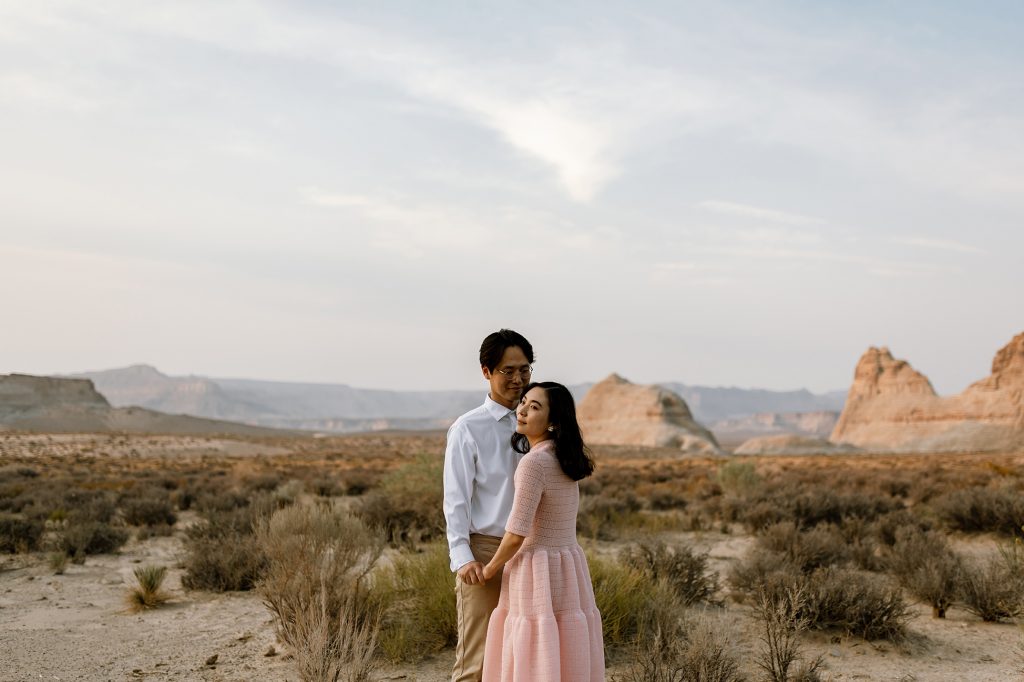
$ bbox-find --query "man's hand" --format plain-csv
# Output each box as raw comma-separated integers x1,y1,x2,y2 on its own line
457,560,485,585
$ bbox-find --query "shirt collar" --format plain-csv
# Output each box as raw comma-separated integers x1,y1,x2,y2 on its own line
483,394,515,421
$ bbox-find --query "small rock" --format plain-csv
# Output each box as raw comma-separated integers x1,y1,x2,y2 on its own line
205,654,218,666
264,646,277,657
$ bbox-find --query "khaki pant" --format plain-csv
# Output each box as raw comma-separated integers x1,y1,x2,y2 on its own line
452,534,504,682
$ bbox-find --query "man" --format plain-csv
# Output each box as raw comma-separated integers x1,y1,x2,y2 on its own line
443,329,535,682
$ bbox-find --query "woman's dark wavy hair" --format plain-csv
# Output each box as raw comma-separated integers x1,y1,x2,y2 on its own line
511,381,595,481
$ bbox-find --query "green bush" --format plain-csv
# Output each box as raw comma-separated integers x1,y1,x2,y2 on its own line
589,553,680,648
717,460,761,497
369,542,457,662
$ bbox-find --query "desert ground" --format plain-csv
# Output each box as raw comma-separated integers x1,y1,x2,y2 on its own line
2,432,1023,681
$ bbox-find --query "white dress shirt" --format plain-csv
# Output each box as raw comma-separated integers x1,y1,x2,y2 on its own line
443,394,523,572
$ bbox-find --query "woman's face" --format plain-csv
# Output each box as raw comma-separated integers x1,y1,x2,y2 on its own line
516,386,552,441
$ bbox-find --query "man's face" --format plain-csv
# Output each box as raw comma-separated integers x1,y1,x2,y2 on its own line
482,346,532,409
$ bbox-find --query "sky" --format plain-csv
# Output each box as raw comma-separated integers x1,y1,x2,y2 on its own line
1,1,1021,395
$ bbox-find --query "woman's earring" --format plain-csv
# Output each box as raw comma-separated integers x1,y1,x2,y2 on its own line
547,426,555,432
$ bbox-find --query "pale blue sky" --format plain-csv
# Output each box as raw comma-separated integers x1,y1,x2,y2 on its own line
1,1,1020,394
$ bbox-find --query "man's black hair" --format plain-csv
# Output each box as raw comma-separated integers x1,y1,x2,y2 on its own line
479,329,534,371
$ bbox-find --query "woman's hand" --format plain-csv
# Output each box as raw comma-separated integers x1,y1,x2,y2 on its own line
482,563,497,581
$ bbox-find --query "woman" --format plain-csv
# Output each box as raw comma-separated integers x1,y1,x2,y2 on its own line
480,381,604,682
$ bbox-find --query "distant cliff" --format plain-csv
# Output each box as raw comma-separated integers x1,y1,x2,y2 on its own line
73,365,844,435
0,373,292,436
831,332,1024,452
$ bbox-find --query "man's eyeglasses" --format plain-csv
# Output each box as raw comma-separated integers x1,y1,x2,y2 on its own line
495,366,533,379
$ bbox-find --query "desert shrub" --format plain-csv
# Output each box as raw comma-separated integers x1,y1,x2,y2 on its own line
27,488,117,524
0,465,39,480
937,487,1024,537
871,510,932,547
727,549,801,601
960,553,1024,622
754,585,823,682
256,504,382,681
121,490,177,527
801,567,910,640
291,589,379,682
126,565,170,612
740,486,900,532
246,472,284,492
337,469,381,496
731,550,909,640
135,523,174,540
181,498,273,591
589,553,681,648
717,460,760,498
577,492,642,541
355,455,444,546
0,513,44,553
194,488,253,512
638,482,689,511
620,539,719,606
613,616,743,682
886,526,962,618
369,542,457,662
61,521,129,559
759,522,850,573
48,551,68,574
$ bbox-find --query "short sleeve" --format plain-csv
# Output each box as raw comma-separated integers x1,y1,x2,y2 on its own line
505,454,545,536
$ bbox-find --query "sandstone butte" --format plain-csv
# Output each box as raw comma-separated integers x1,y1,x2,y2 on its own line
830,331,1024,453
576,373,723,455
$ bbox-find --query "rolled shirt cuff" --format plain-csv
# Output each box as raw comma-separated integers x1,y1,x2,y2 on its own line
450,543,477,573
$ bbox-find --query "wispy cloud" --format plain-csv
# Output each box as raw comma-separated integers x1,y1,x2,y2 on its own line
697,200,824,226
890,236,987,254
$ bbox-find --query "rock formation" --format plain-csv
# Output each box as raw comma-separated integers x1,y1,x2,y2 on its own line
0,373,291,436
831,332,1024,452
577,374,723,455
734,434,859,456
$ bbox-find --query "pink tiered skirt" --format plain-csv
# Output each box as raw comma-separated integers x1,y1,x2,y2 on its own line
482,544,604,682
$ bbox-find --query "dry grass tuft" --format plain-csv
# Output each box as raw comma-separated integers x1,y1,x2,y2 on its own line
125,565,170,612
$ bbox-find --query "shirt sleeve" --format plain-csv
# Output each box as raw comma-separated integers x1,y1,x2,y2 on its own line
505,454,544,536
443,423,477,572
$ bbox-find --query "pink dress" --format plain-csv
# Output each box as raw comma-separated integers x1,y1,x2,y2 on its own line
482,440,604,682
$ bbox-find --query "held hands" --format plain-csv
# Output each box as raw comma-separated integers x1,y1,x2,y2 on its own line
482,563,497,581
457,560,486,585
